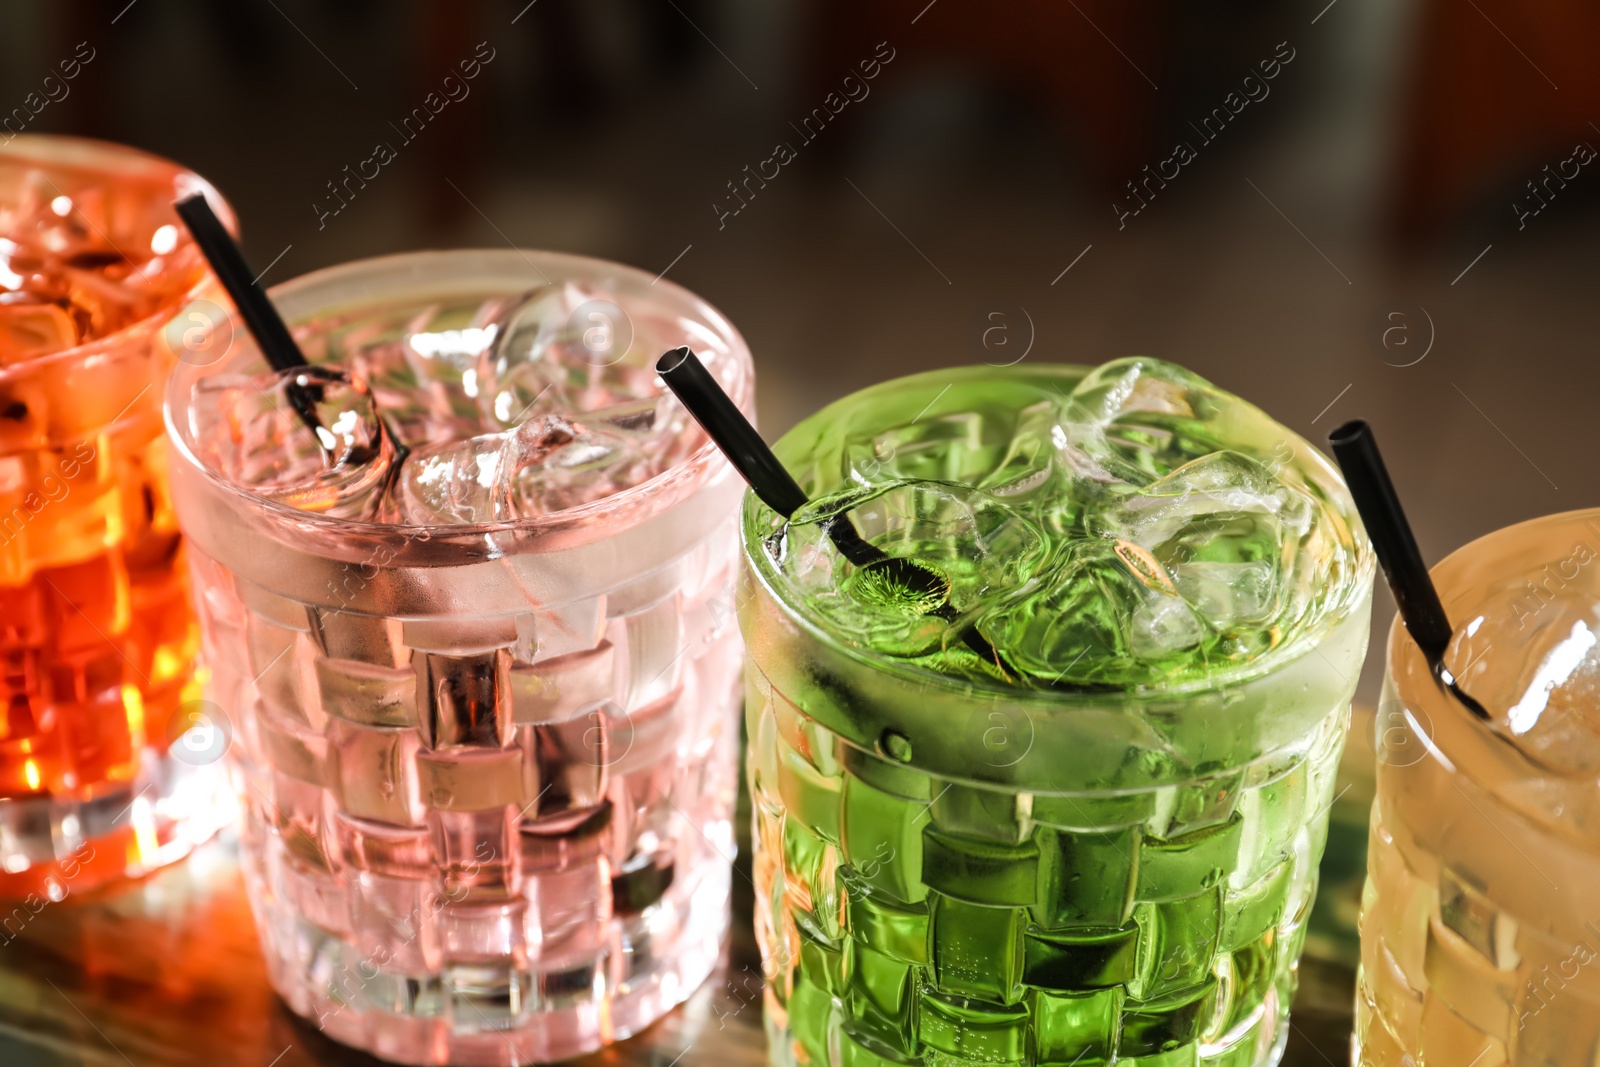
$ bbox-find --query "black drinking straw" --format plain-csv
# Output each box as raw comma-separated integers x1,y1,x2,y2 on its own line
174,193,409,505
174,192,328,438
1329,419,1488,719
655,347,809,522
174,194,308,373
657,347,1007,671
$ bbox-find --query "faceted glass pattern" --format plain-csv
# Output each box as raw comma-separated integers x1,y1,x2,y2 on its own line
1356,802,1557,1067
196,546,743,1064
1355,509,1600,1066
1357,741,1600,1066
748,668,1348,1067
1,137,232,898
168,249,753,1064
739,362,1371,1067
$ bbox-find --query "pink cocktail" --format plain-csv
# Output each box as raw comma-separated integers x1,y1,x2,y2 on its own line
164,250,751,1063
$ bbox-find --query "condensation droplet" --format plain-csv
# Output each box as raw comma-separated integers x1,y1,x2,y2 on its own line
879,729,913,764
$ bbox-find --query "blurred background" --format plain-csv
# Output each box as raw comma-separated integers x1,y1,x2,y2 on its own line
4,0,1599,705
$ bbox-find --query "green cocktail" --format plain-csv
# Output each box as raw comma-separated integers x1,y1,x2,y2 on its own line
740,360,1372,1066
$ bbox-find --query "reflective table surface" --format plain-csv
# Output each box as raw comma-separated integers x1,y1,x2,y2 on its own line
0,826,1356,1067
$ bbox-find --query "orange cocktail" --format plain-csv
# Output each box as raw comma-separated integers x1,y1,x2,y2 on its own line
0,135,233,899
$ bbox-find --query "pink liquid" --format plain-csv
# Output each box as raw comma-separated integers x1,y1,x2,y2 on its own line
167,251,753,1063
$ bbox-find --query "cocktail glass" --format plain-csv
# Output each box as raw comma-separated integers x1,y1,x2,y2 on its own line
741,361,1372,1066
164,250,752,1063
0,135,235,899
1357,509,1600,1065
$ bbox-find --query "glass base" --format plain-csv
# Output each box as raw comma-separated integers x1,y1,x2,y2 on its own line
245,833,732,1066
0,750,231,899
764,984,1290,1066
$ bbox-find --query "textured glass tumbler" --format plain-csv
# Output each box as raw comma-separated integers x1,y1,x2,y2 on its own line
1357,510,1600,1065
165,251,751,1064
0,135,234,899
739,366,1373,1067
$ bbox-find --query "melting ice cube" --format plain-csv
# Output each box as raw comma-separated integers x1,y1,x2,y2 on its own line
1090,451,1311,631
188,366,394,518
475,283,657,431
397,414,579,525
1447,590,1600,776
983,538,1209,686
1058,357,1224,486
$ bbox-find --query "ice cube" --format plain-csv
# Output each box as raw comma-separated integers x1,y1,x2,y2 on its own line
186,366,396,519
513,426,628,504
1059,357,1224,484
981,538,1208,686
477,283,655,430
785,480,1045,659
395,411,656,524
763,358,1355,691
1,170,204,344
278,281,724,523
0,301,78,365
845,411,989,486
1089,451,1311,633
397,414,574,525
397,431,518,525
357,284,708,521
341,299,502,447
483,287,702,490
402,306,502,428
976,400,1062,502
1172,560,1279,626
1446,594,1600,776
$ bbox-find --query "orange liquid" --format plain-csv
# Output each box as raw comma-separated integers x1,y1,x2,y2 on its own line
0,371,203,896
1,136,231,898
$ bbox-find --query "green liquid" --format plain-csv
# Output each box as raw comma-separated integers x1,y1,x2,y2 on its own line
743,362,1370,1065
768,361,1358,693
749,684,1346,1066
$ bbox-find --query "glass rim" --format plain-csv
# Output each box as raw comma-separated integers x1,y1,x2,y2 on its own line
0,133,237,380
1379,505,1600,849
1385,504,1600,741
164,246,753,543
743,361,1376,708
